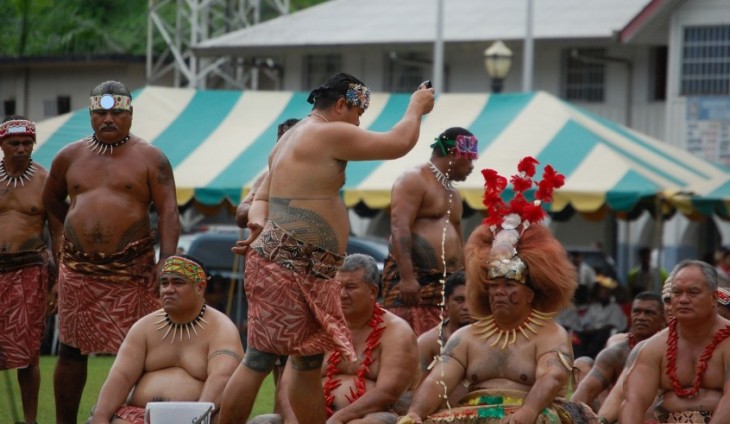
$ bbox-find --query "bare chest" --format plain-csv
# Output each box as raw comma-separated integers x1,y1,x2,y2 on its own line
66,151,150,196
465,343,536,387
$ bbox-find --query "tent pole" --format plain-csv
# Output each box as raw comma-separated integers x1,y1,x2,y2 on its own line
653,195,665,293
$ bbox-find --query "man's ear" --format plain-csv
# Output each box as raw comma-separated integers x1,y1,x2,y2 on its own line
198,279,208,297
370,283,379,300
334,97,348,114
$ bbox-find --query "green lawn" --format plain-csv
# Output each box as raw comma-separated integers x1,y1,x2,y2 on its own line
1,355,275,423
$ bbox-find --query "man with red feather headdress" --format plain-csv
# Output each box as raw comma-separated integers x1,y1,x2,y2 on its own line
398,157,598,424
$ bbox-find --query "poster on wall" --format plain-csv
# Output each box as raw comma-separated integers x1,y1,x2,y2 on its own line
686,96,730,166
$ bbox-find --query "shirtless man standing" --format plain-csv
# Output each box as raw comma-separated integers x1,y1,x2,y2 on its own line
382,127,477,336
43,80,180,423
251,254,418,424
91,255,244,424
0,115,61,424
621,260,730,423
220,73,434,424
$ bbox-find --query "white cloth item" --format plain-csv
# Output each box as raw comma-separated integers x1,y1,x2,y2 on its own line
579,302,627,332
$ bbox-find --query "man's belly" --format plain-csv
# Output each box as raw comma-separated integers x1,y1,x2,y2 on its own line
129,367,204,406
326,374,376,411
657,388,721,414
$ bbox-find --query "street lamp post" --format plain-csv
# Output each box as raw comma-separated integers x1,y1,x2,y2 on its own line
484,41,513,93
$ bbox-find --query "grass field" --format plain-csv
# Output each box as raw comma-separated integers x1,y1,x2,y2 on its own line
1,355,275,423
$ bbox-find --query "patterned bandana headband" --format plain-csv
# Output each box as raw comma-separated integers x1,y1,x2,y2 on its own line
0,119,36,141
161,256,207,285
482,157,565,284
89,94,132,112
345,83,371,110
430,134,479,159
718,287,730,310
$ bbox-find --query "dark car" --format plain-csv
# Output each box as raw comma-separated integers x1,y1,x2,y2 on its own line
182,231,389,280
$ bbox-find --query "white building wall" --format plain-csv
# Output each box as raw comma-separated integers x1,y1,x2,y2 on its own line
0,62,149,122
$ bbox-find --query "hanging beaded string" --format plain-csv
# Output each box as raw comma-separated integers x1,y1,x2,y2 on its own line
434,159,455,413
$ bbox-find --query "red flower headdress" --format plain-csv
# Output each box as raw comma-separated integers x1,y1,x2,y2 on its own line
480,156,565,284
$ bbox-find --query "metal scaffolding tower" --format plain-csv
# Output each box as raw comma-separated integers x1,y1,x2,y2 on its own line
147,0,289,89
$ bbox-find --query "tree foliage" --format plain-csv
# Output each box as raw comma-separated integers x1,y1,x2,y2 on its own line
0,0,327,57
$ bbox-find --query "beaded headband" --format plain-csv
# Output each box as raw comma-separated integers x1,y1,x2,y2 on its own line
345,83,371,111
0,119,36,141
89,94,132,112
161,256,207,285
717,287,730,309
430,134,479,159
482,157,565,284
661,278,672,303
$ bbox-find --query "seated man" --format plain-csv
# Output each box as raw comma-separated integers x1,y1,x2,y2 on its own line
90,255,244,424
398,159,596,423
416,271,471,405
572,292,665,411
253,254,418,424
621,260,730,423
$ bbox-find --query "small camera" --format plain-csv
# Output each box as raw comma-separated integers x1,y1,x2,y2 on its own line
422,80,433,89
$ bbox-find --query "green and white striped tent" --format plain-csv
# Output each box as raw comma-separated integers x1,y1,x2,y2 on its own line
28,86,729,215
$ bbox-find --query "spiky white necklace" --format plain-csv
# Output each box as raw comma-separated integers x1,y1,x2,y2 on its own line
472,309,555,349
0,159,36,188
86,134,130,155
428,160,454,190
155,304,208,343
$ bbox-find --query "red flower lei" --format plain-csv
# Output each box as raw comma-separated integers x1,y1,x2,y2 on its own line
323,304,386,417
665,318,730,398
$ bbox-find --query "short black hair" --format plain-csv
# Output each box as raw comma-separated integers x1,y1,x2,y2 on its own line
90,80,132,99
444,271,466,299
277,118,300,140
2,114,30,124
432,127,474,157
307,73,365,109
633,291,663,315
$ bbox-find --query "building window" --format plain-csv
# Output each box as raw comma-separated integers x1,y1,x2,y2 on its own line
304,54,342,89
385,52,430,93
2,99,15,116
57,95,71,114
681,25,730,96
562,48,606,102
649,46,667,101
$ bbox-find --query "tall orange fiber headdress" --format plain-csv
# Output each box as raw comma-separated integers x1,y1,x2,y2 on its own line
466,157,576,315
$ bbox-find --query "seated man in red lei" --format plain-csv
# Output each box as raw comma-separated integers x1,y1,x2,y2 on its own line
621,260,730,423
251,253,418,424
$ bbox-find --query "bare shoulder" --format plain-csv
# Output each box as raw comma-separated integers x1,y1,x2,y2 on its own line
206,306,241,334
637,328,668,360
131,137,169,162
129,308,165,338
383,309,417,342
52,139,86,163
417,327,439,348
392,164,429,190
535,320,572,353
